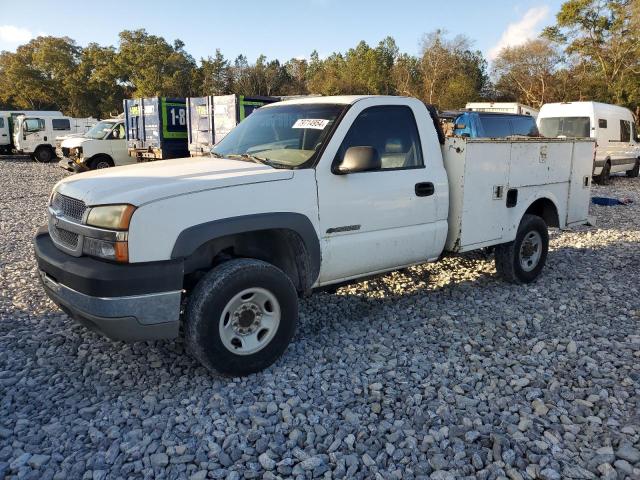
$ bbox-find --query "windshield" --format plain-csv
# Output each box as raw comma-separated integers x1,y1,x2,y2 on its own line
211,103,346,168
539,117,590,138
85,121,117,140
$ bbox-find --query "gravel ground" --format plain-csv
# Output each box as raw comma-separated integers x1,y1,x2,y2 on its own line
1,157,639,480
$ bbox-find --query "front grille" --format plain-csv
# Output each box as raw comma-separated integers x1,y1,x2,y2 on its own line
51,193,87,221
51,225,79,249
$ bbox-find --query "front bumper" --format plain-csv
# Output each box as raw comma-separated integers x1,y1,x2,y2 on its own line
58,157,88,173
34,227,184,341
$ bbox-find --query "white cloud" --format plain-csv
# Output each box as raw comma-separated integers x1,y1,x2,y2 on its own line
0,25,36,49
488,6,550,60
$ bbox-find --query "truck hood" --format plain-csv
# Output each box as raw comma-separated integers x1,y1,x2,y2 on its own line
61,136,90,148
55,157,294,206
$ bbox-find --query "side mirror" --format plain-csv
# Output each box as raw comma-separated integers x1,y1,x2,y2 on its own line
334,146,381,174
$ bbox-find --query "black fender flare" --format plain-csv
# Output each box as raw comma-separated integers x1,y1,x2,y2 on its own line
170,212,321,284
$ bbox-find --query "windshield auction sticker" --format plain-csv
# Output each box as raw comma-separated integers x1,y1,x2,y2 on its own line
292,119,330,130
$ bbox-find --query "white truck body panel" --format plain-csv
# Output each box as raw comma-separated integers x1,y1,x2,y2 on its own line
537,101,640,175
465,102,539,118
443,137,594,252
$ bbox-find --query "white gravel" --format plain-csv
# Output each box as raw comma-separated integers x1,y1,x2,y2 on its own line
1,157,639,480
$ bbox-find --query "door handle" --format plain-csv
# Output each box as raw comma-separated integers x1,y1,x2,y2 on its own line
415,182,435,197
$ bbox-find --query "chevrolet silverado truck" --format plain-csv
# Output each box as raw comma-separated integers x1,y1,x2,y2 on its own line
34,96,594,376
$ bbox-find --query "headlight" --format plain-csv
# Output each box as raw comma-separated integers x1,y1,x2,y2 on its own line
86,204,135,230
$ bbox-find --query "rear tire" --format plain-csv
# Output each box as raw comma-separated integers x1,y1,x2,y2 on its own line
89,156,114,170
596,161,611,185
495,214,549,284
185,258,298,376
33,146,53,163
626,160,639,178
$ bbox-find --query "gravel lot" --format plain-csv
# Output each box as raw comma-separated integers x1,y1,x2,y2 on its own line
1,157,639,480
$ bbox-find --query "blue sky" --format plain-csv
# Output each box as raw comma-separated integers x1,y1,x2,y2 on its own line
1,0,565,62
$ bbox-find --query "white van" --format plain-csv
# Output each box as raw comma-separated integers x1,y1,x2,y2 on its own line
537,102,640,183
0,110,62,154
13,115,97,162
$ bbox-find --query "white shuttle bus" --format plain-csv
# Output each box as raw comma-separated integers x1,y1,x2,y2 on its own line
537,102,640,183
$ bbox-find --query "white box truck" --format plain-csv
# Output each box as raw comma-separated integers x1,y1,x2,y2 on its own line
0,110,62,154
465,102,539,118
13,115,97,163
34,95,593,376
537,101,640,183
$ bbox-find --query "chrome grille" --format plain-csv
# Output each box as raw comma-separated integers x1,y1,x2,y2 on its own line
51,193,87,221
51,225,79,249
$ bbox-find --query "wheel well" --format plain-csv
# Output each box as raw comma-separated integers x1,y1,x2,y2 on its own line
525,198,559,228
183,229,313,293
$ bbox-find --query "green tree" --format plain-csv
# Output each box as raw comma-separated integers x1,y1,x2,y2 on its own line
418,30,487,109
200,49,232,95
543,0,640,107
116,29,198,97
492,39,565,108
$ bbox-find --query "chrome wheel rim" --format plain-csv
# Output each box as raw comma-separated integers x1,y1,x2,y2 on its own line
95,161,110,169
219,288,280,355
519,231,542,272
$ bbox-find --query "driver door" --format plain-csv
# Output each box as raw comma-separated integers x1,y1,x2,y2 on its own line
315,99,447,285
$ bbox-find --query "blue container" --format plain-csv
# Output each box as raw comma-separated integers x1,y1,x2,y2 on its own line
186,95,279,156
124,97,189,161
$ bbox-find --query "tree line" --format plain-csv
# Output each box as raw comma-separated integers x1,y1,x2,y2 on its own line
0,0,638,119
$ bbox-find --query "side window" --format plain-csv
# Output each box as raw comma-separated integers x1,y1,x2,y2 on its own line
336,106,424,170
24,118,43,132
511,116,539,136
598,119,607,128
632,123,639,142
620,120,631,142
52,118,71,130
480,115,512,137
0,118,4,128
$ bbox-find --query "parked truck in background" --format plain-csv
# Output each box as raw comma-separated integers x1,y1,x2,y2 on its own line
124,97,189,161
13,115,97,162
35,95,593,376
440,110,539,138
57,119,133,172
537,101,640,183
0,110,63,155
187,95,279,156
465,102,539,118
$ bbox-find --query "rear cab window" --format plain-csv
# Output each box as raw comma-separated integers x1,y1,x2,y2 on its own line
479,115,512,138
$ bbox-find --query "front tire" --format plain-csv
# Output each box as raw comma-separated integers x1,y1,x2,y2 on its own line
33,146,53,163
495,214,549,284
185,259,298,376
89,156,114,170
626,160,639,178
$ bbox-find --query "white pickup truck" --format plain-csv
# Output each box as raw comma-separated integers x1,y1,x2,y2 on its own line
35,96,594,376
